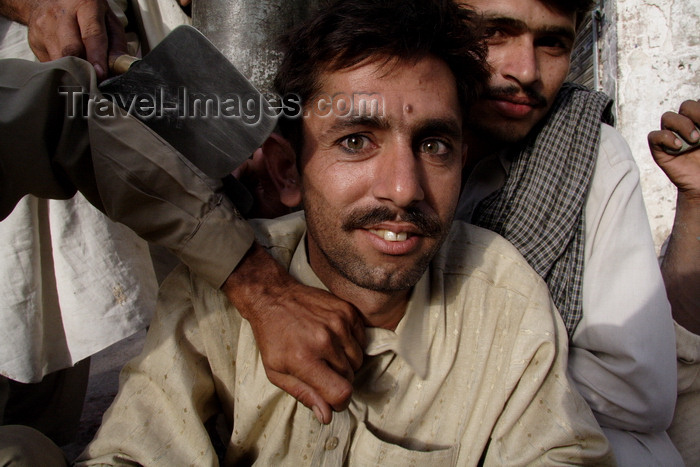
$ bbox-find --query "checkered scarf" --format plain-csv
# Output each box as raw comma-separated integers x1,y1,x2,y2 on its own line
473,83,613,338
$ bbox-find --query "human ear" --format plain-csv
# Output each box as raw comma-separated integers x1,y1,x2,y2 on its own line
261,133,302,208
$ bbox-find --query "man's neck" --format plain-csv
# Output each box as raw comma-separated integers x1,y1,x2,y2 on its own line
328,280,410,331
306,242,411,331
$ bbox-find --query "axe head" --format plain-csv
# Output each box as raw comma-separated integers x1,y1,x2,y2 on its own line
100,25,278,185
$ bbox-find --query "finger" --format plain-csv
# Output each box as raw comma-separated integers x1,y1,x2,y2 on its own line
648,129,685,157
336,320,365,372
105,8,128,78
678,99,700,125
340,334,364,372
303,325,356,384
267,371,334,424
661,111,699,142
348,309,367,349
295,361,354,412
26,29,50,61
75,0,109,79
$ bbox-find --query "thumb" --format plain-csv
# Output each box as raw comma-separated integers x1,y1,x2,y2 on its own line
269,372,333,424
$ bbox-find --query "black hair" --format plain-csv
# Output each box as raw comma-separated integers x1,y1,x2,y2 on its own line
273,0,489,151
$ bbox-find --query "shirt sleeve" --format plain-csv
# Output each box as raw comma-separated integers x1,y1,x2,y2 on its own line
485,281,615,466
569,124,677,432
0,57,255,288
75,266,222,466
0,58,87,219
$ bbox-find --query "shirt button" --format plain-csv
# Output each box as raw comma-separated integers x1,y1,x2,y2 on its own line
325,436,339,451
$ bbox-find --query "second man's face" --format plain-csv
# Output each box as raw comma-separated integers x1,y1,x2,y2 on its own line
295,56,466,294
463,0,577,144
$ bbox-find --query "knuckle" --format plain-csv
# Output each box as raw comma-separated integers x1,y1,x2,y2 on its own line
31,14,48,31
61,43,84,57
261,351,288,373
326,314,347,334
312,327,333,348
328,383,353,410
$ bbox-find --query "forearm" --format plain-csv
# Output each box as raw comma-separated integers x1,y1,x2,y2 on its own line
575,129,677,430
0,57,93,220
222,241,291,322
0,57,255,286
662,192,700,334
88,87,256,288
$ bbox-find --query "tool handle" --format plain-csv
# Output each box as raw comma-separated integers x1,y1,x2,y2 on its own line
109,54,141,75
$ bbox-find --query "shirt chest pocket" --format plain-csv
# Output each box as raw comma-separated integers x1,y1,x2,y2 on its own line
346,421,459,467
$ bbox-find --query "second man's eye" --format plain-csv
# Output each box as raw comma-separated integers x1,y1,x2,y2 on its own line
419,139,449,156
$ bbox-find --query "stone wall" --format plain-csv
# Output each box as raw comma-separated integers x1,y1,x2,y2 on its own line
608,0,699,252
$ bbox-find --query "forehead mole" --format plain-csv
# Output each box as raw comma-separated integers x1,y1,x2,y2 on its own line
404,104,413,114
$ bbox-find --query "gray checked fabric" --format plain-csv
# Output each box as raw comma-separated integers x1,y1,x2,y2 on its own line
473,83,613,337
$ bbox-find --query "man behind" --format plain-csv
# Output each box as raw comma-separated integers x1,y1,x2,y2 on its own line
456,1,680,465
72,0,612,465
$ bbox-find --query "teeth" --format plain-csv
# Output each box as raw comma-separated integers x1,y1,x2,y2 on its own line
370,229,408,242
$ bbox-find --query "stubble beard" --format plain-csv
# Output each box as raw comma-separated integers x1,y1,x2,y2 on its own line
306,204,450,293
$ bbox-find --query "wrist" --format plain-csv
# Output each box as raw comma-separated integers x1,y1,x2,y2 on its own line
676,189,700,207
673,191,700,233
221,242,289,322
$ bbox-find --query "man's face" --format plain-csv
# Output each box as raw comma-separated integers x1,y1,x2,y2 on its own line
298,56,465,293
463,0,576,144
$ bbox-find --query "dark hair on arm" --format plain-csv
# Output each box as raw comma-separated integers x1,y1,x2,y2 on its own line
273,0,489,151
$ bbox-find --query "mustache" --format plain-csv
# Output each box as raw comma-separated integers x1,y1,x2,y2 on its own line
485,85,547,108
341,206,443,237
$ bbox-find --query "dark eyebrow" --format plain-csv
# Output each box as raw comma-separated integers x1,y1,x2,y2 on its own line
327,115,462,141
414,118,462,142
483,15,528,33
327,115,391,134
538,25,576,43
483,15,576,43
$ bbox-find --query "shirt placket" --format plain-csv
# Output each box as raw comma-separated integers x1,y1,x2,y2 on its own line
310,409,351,466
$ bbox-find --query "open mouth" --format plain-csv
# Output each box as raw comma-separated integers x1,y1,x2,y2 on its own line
369,229,409,242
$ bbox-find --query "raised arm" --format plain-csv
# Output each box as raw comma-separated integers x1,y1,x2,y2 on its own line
648,99,700,334
0,0,127,80
1,57,365,423
222,243,365,424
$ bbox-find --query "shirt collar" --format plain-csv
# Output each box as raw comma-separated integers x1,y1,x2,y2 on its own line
289,232,435,380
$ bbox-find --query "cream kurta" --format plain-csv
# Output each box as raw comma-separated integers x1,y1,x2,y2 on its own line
78,213,613,466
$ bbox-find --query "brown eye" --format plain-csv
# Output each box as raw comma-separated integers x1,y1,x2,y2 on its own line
340,134,369,152
419,139,449,156
421,140,443,154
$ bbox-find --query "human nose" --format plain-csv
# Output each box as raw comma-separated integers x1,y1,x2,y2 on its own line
499,37,540,87
372,143,425,207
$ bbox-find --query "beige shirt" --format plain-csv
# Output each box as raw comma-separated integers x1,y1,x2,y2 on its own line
78,212,612,466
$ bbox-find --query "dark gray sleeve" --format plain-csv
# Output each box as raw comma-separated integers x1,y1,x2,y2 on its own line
0,57,100,219
0,57,255,287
